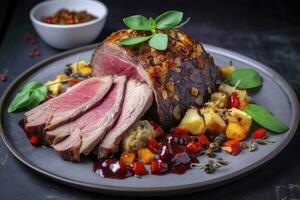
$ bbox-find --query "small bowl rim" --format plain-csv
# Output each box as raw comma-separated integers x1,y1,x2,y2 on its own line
30,0,107,29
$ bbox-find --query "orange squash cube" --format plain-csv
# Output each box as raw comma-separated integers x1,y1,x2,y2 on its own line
120,152,136,165
137,147,154,164
225,122,248,141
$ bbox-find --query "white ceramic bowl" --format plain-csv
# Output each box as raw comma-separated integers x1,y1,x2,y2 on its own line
30,0,107,49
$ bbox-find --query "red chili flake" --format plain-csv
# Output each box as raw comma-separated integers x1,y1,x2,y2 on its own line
29,135,39,146
187,141,200,153
24,34,37,45
0,73,7,81
198,135,210,146
252,128,267,139
173,127,189,135
133,161,148,176
223,139,241,156
229,92,240,108
68,79,81,86
28,48,41,57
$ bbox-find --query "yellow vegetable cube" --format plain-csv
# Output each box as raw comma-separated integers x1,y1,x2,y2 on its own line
71,60,92,76
226,122,247,141
179,108,207,135
56,74,68,81
201,107,227,134
45,74,68,96
45,80,63,96
220,65,235,78
210,92,229,108
226,108,252,132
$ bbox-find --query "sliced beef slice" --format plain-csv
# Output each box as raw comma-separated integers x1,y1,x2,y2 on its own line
98,79,153,158
24,76,113,139
51,76,126,161
91,29,221,129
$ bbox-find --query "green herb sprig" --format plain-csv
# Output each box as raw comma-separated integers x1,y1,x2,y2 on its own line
8,81,47,113
226,68,262,89
244,104,289,133
119,10,187,50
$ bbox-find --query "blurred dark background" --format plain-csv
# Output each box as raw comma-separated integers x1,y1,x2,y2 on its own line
0,0,300,199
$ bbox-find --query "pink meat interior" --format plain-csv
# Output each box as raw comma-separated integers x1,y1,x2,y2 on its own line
52,79,103,113
94,53,144,81
76,82,119,131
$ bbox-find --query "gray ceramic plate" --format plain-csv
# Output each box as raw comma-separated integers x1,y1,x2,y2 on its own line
0,44,299,196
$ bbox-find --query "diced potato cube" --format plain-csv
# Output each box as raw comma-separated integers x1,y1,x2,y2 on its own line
45,74,68,96
226,108,252,132
226,122,247,141
138,148,154,164
120,152,136,165
218,83,236,94
56,74,68,81
201,107,227,134
45,80,63,96
220,65,235,78
179,108,207,135
210,92,229,108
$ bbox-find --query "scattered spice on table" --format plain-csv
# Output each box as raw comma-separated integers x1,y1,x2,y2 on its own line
24,33,41,58
0,73,7,81
24,33,37,45
28,48,41,57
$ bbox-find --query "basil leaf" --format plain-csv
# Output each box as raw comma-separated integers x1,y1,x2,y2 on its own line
155,10,183,30
26,95,41,110
123,15,150,30
8,81,47,113
228,68,262,89
244,104,289,133
119,36,152,46
32,86,47,103
20,81,43,92
173,17,190,29
8,92,31,112
149,17,156,33
149,33,168,50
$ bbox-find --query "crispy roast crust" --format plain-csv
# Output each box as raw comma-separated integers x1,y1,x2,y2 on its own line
92,29,221,128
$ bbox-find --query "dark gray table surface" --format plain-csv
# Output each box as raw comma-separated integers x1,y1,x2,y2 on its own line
0,0,299,199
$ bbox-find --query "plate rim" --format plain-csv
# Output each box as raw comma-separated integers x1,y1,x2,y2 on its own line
1,43,299,195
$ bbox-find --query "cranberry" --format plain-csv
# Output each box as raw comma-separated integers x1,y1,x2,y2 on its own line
94,160,133,179
151,160,168,175
166,134,188,145
147,139,160,154
159,144,172,162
